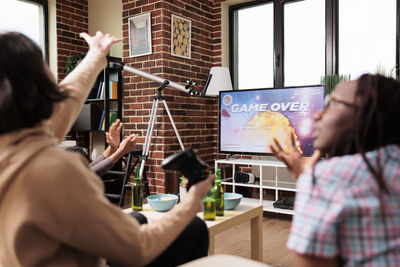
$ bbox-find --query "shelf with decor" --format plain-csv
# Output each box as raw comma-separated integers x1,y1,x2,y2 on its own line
70,56,130,205
215,158,295,215
72,56,122,135
70,56,123,179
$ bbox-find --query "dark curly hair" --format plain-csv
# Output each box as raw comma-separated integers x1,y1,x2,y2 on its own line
0,32,68,134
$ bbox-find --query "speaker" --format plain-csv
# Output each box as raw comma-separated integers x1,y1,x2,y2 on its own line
72,103,102,131
234,172,255,183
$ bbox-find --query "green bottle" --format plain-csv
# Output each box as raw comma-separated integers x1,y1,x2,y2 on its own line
131,166,143,211
214,168,224,216
203,171,216,220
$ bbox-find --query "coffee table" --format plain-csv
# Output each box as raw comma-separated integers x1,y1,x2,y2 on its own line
124,201,263,262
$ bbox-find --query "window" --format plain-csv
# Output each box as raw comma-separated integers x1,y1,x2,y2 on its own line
338,0,397,79
284,0,325,86
231,2,274,89
230,0,399,89
0,0,48,61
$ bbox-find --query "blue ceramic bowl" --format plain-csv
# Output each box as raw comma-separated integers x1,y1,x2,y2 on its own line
224,193,243,210
147,194,178,212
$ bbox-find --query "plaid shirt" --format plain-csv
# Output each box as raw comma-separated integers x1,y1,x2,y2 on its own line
287,145,400,266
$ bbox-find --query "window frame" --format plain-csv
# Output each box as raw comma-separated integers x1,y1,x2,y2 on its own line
21,0,49,63
229,0,400,88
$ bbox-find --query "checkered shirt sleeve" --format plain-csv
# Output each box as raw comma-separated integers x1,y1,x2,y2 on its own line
287,145,400,266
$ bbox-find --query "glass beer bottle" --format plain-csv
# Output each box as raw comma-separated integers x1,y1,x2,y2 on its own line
214,168,224,216
203,171,216,221
131,166,143,211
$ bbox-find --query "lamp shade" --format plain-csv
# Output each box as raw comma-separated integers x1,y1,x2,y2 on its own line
205,67,233,96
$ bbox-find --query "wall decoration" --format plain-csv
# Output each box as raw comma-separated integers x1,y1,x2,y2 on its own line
171,14,191,59
128,13,152,57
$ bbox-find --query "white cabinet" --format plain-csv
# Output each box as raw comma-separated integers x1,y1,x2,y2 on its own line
215,158,295,215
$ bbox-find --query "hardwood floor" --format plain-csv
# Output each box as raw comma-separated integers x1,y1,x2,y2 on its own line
214,213,294,267
121,201,295,266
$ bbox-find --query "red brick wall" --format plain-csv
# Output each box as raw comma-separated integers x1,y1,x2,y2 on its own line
212,1,224,66
56,0,89,81
54,0,229,194
55,0,89,146
121,0,225,194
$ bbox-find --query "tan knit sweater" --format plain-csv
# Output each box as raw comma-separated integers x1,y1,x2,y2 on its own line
0,48,200,267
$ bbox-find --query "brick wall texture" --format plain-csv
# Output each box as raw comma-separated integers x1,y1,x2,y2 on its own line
56,0,228,194
56,0,89,147
56,0,89,81
121,0,227,194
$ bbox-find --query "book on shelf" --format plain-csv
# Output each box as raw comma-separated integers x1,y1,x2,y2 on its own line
109,110,118,125
98,110,118,131
98,111,106,130
109,81,118,99
99,82,105,99
93,81,117,100
96,82,103,99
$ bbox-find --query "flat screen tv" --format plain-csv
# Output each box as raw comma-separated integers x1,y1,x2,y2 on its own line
219,85,325,156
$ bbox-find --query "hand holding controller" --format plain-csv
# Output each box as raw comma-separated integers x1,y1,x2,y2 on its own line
161,148,210,190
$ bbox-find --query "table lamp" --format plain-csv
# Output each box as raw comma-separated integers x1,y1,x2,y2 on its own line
204,67,233,96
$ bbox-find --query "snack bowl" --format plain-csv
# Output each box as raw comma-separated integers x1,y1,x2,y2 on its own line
224,193,243,210
147,194,178,212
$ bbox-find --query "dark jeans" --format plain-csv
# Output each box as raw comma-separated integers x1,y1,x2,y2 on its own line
111,212,209,267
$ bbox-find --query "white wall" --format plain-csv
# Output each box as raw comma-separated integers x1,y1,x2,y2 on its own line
48,0,57,80
221,0,254,66
88,0,123,58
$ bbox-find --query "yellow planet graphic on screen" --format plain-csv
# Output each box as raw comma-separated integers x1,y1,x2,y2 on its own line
241,110,301,153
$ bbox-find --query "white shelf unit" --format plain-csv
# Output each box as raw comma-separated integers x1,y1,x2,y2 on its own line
215,158,295,215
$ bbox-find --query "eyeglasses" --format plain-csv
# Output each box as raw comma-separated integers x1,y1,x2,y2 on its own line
324,97,358,111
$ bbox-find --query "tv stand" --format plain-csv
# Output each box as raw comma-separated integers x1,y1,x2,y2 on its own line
215,158,295,215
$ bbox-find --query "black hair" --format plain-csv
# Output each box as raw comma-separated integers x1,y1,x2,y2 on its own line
65,146,91,163
0,32,68,134
354,74,400,151
353,74,400,194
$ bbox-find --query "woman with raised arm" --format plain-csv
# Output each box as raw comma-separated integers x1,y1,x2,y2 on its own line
66,119,140,177
271,75,400,267
0,31,212,267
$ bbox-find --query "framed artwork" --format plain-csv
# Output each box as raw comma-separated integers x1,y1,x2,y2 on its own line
128,13,152,57
171,14,191,59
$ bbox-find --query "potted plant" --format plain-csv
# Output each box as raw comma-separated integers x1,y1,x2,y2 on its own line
65,53,85,74
375,63,397,78
320,74,351,99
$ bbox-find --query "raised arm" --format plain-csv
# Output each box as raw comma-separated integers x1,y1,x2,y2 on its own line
49,32,122,142
103,119,123,158
90,133,139,177
270,132,321,179
108,133,139,164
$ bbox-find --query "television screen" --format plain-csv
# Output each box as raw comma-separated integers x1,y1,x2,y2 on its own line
219,85,325,156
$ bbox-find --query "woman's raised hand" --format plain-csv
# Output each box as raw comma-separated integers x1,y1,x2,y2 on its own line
270,132,321,179
106,119,123,152
79,31,122,55
109,133,139,164
117,133,139,156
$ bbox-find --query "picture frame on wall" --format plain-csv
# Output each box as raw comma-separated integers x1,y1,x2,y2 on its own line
171,14,191,59
128,13,152,57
